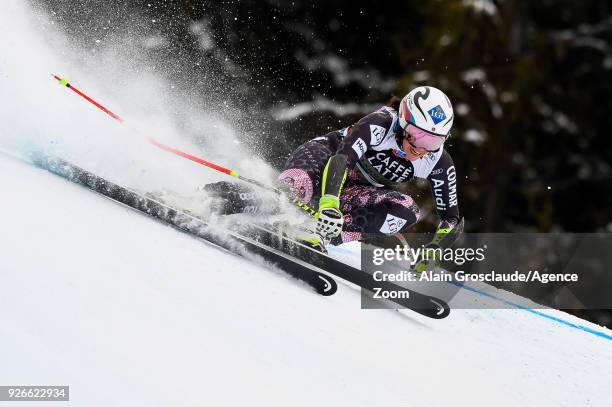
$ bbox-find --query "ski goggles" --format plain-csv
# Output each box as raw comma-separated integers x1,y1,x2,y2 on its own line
404,124,447,152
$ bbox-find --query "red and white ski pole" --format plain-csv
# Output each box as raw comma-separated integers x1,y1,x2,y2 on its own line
51,74,317,216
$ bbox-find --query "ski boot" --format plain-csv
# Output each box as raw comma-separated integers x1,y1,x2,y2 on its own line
295,229,329,254
272,221,329,254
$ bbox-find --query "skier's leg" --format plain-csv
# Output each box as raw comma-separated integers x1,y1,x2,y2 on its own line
339,184,420,243
277,139,334,207
276,139,335,251
203,139,333,217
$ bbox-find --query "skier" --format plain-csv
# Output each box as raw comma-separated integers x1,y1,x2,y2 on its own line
205,86,463,253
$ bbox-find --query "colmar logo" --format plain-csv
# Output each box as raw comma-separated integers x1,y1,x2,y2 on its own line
428,105,446,125
431,165,458,210
369,124,386,145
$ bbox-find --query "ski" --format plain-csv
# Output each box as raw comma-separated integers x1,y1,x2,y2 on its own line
140,188,450,318
32,154,337,297
227,221,450,319
32,154,449,318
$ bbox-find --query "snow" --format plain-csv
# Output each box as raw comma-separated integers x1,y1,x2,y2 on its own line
461,68,503,118
271,97,380,121
0,151,611,406
293,48,396,92
462,0,498,16
413,70,431,82
190,19,215,51
461,68,487,83
464,129,487,144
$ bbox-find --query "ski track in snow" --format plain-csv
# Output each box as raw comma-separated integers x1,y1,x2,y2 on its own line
0,152,611,407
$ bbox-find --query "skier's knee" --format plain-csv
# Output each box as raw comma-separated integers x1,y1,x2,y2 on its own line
278,168,314,203
380,196,420,234
406,199,421,226
400,198,421,231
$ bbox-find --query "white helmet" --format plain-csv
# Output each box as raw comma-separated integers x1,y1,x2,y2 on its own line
398,86,454,137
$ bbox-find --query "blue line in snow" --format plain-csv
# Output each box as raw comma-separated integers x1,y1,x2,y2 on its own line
450,281,612,341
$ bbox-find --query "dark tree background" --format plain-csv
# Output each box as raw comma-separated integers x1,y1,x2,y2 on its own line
37,0,612,325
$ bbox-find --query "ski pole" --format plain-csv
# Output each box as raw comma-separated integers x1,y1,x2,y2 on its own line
52,74,276,193
51,74,317,217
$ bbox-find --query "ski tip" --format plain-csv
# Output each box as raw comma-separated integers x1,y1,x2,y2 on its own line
317,274,338,296
429,298,451,319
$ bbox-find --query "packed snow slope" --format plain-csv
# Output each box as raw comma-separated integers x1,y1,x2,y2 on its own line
0,153,611,407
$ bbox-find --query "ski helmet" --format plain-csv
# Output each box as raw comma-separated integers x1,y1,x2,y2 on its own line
398,86,454,137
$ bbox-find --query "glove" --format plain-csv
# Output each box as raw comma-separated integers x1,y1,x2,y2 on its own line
413,218,463,273
414,243,442,273
431,218,464,248
316,195,344,240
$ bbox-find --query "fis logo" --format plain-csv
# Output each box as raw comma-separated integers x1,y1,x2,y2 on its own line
379,214,407,234
428,105,446,125
369,124,386,145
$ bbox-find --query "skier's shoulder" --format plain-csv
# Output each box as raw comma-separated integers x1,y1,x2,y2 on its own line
350,106,398,147
356,105,397,129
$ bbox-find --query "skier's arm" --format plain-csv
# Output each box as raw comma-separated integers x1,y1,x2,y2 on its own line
316,153,348,240
320,111,391,200
320,153,348,208
315,143,356,240
426,150,461,229
409,154,463,271
316,110,392,239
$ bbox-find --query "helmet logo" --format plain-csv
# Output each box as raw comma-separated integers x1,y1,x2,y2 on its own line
427,105,446,125
413,87,430,121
